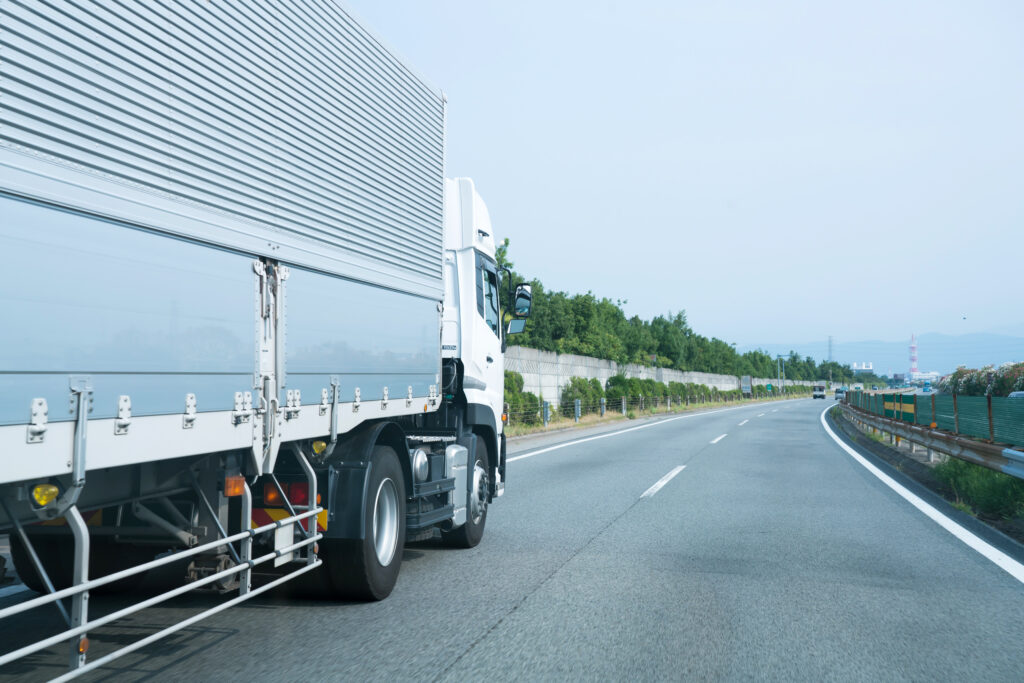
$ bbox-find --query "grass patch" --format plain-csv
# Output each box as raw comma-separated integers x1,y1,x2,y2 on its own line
951,500,975,516
933,458,1024,519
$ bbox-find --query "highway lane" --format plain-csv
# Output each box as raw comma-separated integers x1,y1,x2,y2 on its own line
2,398,1023,681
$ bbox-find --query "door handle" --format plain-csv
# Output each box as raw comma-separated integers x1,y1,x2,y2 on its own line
486,355,494,364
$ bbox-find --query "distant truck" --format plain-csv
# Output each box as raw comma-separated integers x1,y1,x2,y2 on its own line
813,385,827,399
0,1,531,674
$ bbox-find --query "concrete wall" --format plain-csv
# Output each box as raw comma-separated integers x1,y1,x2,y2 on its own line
504,346,813,404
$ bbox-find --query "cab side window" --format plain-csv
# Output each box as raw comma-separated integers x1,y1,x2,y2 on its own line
476,258,500,337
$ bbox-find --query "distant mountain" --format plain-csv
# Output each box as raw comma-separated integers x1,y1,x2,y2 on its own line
737,333,1024,376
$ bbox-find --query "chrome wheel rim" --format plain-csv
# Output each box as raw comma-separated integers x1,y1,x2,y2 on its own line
373,477,399,566
469,460,488,524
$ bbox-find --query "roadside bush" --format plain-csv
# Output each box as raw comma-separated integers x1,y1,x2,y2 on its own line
939,362,1024,397
560,376,604,416
934,458,1024,518
504,370,541,424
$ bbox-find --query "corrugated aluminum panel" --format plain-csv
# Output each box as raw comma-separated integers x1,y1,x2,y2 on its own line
0,0,444,297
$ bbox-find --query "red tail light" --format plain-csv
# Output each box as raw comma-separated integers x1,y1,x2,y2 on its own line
288,482,309,506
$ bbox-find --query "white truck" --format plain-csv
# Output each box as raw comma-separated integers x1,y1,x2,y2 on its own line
0,1,530,675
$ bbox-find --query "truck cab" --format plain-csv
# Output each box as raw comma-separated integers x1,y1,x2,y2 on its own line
441,178,531,498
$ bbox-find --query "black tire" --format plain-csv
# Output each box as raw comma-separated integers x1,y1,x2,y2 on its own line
322,445,406,601
441,435,490,549
10,535,150,594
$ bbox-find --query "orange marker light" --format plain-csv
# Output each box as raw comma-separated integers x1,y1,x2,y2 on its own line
78,637,90,654
263,483,283,506
224,475,245,498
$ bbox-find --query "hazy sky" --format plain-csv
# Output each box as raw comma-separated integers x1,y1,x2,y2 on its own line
345,1,1024,348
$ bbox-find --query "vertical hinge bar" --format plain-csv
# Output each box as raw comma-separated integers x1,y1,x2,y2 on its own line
325,377,340,457
54,376,92,515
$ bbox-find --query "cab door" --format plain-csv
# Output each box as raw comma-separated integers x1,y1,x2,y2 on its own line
462,252,504,433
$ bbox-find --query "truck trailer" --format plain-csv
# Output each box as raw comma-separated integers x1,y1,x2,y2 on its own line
0,1,531,675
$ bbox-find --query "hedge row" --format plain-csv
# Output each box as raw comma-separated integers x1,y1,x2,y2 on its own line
503,371,810,421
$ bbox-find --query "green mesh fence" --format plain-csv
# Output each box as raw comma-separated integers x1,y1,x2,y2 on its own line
992,398,1024,446
955,396,990,440
846,391,1024,447
934,395,956,432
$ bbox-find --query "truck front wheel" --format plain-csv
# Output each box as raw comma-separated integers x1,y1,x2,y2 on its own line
323,445,406,600
441,436,490,549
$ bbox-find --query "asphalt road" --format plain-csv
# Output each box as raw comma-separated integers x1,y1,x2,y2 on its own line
3,398,1024,681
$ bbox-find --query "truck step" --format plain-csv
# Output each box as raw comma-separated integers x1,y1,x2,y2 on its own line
413,478,456,498
406,504,454,530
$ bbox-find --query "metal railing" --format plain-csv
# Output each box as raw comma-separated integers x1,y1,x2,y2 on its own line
0,446,323,679
845,390,1024,448
840,400,1024,481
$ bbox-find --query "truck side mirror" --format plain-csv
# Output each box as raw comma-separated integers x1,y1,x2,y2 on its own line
506,319,526,335
512,284,532,318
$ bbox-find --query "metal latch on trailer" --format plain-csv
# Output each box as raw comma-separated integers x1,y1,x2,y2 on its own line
26,398,48,443
233,391,253,425
183,393,197,429
284,390,301,420
114,395,131,435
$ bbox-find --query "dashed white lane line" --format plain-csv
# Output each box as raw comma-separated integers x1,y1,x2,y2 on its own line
641,466,686,499
738,419,749,426
819,404,1024,585
771,409,778,413
710,434,727,444
757,413,766,417
506,401,803,463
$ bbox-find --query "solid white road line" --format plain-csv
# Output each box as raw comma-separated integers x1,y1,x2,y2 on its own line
506,401,801,463
0,585,30,600
710,434,727,444
641,466,686,499
819,405,1024,585
738,419,749,426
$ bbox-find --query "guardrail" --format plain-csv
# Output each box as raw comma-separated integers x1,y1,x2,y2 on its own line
845,391,1024,447
840,400,1024,480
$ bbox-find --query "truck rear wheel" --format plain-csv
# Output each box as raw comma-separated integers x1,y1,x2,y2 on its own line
10,535,150,594
323,445,406,600
441,436,490,549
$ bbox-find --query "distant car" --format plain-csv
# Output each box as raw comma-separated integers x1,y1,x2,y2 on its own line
871,385,878,391
1009,391,1024,399
812,385,826,399
834,389,846,400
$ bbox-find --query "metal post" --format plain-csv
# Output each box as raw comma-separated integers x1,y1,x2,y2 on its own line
600,397,606,417
240,483,253,596
987,394,994,441
543,401,550,426
66,506,90,670
574,399,581,423
667,396,671,411
953,393,959,434
931,394,936,427
621,396,626,415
